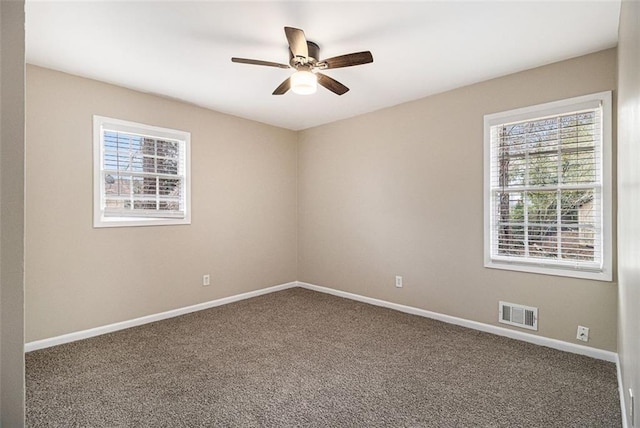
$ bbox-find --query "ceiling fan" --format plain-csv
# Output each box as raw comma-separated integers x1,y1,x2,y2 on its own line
231,27,373,96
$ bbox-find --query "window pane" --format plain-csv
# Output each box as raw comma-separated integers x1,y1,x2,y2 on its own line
133,200,157,210
496,191,524,223
527,118,559,152
156,140,179,157
560,189,594,224
528,225,557,259
105,174,131,197
104,199,127,210
497,154,526,187
159,178,181,196
527,191,557,224
159,199,181,211
141,177,157,195
143,156,156,174
498,224,524,257
561,112,598,148
103,151,129,171
131,155,156,173
131,176,144,195
500,124,527,156
129,134,142,152
496,191,524,257
561,225,595,262
157,158,178,175
142,138,156,155
561,149,595,184
528,152,558,186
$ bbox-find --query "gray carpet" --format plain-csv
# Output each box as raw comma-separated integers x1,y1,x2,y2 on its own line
26,287,621,427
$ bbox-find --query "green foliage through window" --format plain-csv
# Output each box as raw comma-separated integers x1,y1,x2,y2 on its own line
493,110,599,262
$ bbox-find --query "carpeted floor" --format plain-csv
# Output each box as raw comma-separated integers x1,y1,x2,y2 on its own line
26,287,621,427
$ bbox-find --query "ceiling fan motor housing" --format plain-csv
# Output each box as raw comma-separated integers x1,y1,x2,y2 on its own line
290,41,320,68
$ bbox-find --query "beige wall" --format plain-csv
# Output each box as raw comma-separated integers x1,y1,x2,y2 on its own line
617,1,640,425
25,66,298,342
27,49,620,354
1,0,26,424
298,49,618,352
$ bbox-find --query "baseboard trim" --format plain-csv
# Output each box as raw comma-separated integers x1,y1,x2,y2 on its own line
297,281,618,363
26,280,617,363
24,281,298,352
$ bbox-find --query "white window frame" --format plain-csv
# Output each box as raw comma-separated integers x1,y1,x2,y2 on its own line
93,116,191,228
483,92,612,281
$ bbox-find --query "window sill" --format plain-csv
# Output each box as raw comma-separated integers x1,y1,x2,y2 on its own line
485,259,612,282
93,215,191,228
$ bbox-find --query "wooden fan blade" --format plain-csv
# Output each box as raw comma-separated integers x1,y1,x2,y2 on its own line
317,73,349,96
272,77,291,95
284,27,308,58
320,51,373,69
231,57,290,69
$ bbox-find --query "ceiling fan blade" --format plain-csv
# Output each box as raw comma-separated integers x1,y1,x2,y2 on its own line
284,27,308,58
317,73,349,96
272,77,291,95
320,51,374,69
231,57,290,69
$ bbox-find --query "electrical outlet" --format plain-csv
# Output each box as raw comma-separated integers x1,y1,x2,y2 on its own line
576,325,589,342
395,276,403,288
202,274,210,286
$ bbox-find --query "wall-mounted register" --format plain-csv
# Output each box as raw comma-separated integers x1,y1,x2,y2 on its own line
498,301,538,331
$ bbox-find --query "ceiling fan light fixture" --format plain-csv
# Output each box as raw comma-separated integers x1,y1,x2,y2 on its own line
291,70,317,95
232,27,373,96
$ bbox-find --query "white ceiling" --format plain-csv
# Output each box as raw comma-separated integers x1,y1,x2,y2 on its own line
26,1,621,131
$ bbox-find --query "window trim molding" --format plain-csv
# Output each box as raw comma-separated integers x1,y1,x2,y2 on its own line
483,91,613,282
93,115,191,228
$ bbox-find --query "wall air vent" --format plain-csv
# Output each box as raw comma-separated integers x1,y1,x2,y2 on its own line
498,301,538,331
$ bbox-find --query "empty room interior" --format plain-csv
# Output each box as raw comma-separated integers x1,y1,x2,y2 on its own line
1,0,640,426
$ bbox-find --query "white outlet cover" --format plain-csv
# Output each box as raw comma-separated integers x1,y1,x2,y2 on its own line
576,326,589,342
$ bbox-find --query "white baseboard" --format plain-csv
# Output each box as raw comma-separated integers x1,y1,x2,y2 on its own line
26,279,617,364
297,281,618,363
24,281,298,352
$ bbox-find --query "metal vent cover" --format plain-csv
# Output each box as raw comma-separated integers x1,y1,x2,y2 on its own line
499,301,538,331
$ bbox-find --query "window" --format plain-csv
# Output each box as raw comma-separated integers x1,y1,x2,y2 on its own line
93,116,191,228
484,92,612,281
